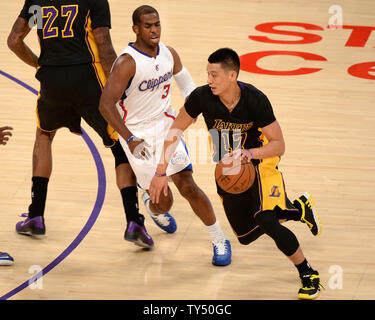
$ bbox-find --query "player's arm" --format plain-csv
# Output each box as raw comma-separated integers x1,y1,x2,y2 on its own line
167,46,196,101
7,17,38,68
240,120,285,162
99,54,150,159
92,27,117,78
149,107,195,203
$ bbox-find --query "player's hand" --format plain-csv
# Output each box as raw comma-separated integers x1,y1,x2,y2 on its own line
229,148,253,163
0,126,13,145
128,137,151,160
149,175,169,204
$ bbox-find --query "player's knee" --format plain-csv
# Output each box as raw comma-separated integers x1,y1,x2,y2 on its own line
237,228,264,245
177,182,199,199
254,210,279,235
116,163,136,188
237,236,254,245
255,210,300,256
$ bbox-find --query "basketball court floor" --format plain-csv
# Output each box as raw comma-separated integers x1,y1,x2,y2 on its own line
0,0,374,300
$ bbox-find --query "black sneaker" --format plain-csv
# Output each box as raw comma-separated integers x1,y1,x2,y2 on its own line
294,192,321,236
298,270,322,300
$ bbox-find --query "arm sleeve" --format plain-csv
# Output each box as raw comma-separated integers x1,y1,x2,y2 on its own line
89,0,111,30
184,88,202,119
19,0,35,21
255,93,276,128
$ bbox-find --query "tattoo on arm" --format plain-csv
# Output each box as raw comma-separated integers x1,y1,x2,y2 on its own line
93,27,117,78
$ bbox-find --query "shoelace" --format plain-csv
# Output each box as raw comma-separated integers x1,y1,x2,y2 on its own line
305,195,315,209
214,240,228,255
301,274,324,291
152,213,171,227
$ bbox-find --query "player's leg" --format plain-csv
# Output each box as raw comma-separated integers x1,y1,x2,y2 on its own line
78,63,153,248
16,65,85,236
254,160,321,299
109,142,153,248
254,210,321,299
171,170,231,266
219,187,265,246
16,128,55,235
81,114,154,248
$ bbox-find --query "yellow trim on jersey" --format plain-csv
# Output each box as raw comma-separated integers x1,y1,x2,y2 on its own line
84,14,107,86
83,12,118,144
35,92,41,129
256,128,287,212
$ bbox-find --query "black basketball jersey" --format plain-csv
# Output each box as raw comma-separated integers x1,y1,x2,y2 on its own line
19,0,111,66
184,82,276,163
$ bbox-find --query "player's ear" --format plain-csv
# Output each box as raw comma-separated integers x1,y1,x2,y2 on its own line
230,70,238,82
132,25,139,35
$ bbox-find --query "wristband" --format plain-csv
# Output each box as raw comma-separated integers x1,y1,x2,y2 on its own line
126,135,135,144
155,172,167,177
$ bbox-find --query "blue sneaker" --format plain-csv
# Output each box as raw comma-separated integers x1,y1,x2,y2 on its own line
142,192,177,233
212,239,232,266
0,252,14,266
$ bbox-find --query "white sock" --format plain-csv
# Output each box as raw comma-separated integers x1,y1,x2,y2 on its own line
206,220,227,244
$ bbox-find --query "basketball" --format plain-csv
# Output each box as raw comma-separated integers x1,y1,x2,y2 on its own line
215,157,256,194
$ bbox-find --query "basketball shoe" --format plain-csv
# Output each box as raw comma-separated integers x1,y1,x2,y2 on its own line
0,252,14,266
124,216,154,249
212,239,232,266
16,213,46,236
294,192,321,236
298,270,322,300
142,191,177,233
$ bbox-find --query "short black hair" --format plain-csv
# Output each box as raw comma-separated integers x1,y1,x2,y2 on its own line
208,48,240,76
132,5,159,26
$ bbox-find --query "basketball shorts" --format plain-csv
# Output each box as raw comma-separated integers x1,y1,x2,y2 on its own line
118,106,192,190
35,63,118,147
217,156,300,243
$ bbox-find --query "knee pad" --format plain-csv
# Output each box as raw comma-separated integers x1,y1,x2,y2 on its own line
255,210,299,256
237,227,264,245
254,211,280,235
110,140,129,167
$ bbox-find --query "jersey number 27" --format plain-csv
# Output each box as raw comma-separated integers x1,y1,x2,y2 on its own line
42,5,78,39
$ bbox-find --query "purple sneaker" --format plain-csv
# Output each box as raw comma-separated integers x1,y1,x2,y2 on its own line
124,221,154,249
16,213,46,236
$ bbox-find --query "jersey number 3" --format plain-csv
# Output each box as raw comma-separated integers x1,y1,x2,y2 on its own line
162,84,170,99
42,5,78,39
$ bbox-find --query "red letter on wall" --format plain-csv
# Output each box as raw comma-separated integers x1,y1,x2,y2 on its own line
249,22,324,44
239,51,327,76
348,62,375,80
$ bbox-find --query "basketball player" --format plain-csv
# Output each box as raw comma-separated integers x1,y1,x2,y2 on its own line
99,5,231,266
7,0,154,248
0,126,15,265
149,48,322,299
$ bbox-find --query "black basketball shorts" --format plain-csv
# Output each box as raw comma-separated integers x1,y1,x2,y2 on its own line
35,63,117,147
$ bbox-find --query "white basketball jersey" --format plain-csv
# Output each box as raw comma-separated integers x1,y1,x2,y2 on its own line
116,42,174,126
